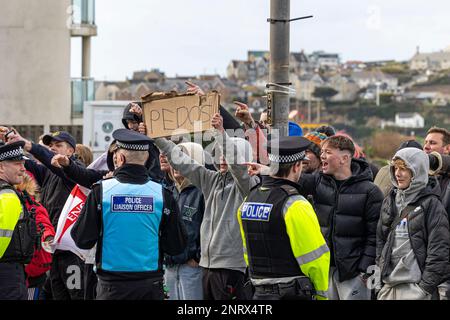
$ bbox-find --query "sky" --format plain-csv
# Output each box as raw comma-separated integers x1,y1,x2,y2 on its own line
71,0,450,81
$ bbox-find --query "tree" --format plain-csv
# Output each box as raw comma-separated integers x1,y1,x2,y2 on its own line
313,86,338,105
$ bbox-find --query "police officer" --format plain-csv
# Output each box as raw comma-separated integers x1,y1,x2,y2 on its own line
0,141,36,300
237,136,330,300
71,129,187,300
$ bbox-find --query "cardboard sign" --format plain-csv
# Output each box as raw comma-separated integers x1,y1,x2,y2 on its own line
142,92,220,138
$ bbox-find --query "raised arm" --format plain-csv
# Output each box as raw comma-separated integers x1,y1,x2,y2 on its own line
153,138,218,196
51,154,107,189
211,113,259,197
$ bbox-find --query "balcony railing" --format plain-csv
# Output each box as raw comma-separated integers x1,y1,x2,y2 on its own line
71,0,97,36
72,0,95,25
71,77,94,117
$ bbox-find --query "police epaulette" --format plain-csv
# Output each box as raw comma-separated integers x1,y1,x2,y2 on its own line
280,185,299,196
92,179,105,188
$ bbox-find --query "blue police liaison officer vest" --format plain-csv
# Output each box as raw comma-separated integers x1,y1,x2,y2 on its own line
101,178,163,272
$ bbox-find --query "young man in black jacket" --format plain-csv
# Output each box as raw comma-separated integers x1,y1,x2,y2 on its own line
298,135,384,300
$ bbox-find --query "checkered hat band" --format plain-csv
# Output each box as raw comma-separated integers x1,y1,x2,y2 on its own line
0,147,24,161
116,141,149,151
268,151,306,163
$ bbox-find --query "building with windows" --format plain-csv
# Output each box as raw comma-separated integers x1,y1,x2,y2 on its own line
0,0,96,142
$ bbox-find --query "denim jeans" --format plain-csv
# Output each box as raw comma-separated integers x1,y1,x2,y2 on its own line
164,264,203,300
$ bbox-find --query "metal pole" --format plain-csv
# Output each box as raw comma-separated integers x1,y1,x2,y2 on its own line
82,36,91,77
269,0,290,136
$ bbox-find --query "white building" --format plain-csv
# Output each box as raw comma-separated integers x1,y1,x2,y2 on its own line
410,47,450,71
395,113,425,128
0,0,97,142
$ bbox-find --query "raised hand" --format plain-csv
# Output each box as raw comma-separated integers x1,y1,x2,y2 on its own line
129,102,143,116
211,113,224,133
185,81,205,96
138,122,147,135
234,101,255,128
51,154,70,168
243,162,270,176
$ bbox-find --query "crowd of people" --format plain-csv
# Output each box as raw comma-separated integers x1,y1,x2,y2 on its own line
0,84,449,301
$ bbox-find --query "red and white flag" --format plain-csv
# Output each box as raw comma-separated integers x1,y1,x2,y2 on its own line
52,184,91,260
51,152,108,261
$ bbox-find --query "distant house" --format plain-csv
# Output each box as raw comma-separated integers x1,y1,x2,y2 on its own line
132,69,165,82
95,81,129,100
395,113,424,128
294,73,325,101
410,48,450,71
308,51,340,69
248,50,270,62
227,60,249,81
290,51,309,74
351,70,398,91
403,91,449,106
327,75,359,102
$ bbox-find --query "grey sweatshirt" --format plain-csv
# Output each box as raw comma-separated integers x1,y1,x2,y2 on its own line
154,137,247,272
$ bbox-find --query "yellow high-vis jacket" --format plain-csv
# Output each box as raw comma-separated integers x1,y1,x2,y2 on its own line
0,189,23,258
238,191,330,300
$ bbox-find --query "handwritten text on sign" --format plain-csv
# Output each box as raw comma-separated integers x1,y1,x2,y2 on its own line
142,93,220,138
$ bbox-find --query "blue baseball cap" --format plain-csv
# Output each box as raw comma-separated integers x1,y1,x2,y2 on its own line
42,131,76,150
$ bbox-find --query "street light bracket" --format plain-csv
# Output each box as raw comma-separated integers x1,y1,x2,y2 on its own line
267,15,313,23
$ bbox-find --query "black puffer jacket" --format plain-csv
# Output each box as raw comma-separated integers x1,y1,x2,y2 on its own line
376,177,450,294
298,158,384,281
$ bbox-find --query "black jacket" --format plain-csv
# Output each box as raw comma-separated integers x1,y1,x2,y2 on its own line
165,182,204,265
438,174,450,219
376,177,450,294
298,158,383,281
25,143,85,228
71,164,187,281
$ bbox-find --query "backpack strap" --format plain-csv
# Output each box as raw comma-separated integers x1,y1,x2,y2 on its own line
280,185,300,197
390,204,417,230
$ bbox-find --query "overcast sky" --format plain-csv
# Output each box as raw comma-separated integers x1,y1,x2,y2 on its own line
71,0,450,81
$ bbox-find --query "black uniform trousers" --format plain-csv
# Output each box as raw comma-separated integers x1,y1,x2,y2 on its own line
96,277,165,300
252,278,314,300
0,262,27,300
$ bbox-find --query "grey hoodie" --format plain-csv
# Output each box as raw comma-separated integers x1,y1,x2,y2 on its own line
378,148,431,300
154,136,249,272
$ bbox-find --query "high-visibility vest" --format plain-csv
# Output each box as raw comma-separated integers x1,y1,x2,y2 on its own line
237,178,330,299
100,178,163,272
0,182,25,259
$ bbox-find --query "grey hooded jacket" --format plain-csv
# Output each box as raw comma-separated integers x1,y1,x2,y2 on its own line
377,148,450,297
154,135,252,272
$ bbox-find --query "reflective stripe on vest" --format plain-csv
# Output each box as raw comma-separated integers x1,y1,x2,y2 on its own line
0,191,23,258
0,229,14,238
101,178,163,272
296,244,329,266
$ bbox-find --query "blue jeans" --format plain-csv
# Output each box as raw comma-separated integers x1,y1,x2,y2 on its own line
164,264,203,300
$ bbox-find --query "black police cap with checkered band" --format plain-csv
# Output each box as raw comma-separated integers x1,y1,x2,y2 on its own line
0,141,27,162
267,136,311,164
112,129,153,151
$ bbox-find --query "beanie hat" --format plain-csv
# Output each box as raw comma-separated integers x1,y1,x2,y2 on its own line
304,131,328,158
315,125,336,137
288,122,303,137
